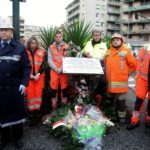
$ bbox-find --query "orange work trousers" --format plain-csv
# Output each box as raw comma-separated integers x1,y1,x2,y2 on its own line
26,74,45,111
50,70,69,90
136,75,150,100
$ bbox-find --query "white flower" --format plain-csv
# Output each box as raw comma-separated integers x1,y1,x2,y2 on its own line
80,79,86,84
77,98,83,104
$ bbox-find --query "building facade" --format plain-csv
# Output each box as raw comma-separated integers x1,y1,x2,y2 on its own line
107,0,121,36
24,25,41,41
66,0,122,36
66,0,107,34
8,16,25,38
122,0,150,52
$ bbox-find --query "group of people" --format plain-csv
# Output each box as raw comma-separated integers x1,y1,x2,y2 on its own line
0,17,150,149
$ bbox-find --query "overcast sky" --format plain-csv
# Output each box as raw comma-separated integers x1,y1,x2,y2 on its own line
0,0,71,27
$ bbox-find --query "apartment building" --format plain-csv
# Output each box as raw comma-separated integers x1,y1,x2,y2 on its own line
66,0,107,34
107,0,121,36
66,0,122,36
122,0,150,51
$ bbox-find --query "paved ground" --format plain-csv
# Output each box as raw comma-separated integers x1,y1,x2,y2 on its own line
3,76,150,150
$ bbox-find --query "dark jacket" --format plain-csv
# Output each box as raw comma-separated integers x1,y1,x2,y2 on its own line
0,38,31,128
0,39,31,87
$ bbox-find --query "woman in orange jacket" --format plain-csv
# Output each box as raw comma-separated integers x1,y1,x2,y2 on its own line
26,36,45,125
105,33,137,123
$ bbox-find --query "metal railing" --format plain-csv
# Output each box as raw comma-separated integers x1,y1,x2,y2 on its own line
124,4,150,12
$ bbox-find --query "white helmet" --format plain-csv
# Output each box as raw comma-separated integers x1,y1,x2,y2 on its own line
0,17,14,30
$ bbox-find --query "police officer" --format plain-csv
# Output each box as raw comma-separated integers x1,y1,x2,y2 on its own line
0,17,31,149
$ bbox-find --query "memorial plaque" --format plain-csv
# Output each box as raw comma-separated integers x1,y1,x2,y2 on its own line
63,57,104,74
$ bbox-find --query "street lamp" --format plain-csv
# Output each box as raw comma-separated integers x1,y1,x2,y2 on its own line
10,0,26,40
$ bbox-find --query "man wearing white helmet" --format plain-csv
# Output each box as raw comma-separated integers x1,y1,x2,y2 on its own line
0,17,31,149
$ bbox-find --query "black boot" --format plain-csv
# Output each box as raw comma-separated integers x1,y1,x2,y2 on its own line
126,122,139,130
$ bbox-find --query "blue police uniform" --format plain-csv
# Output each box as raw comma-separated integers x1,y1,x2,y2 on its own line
0,38,31,147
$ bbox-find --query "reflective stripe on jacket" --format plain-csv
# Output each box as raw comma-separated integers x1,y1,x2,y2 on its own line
105,45,137,93
136,45,150,81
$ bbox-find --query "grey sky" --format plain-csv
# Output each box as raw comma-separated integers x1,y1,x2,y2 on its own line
0,0,71,27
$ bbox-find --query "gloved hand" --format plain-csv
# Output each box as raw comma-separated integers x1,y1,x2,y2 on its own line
19,85,26,95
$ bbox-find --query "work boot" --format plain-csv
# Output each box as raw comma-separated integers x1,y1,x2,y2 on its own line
126,122,139,130
144,116,150,128
126,116,140,130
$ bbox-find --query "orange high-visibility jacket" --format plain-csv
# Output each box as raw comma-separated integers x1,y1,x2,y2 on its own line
136,45,150,81
50,42,68,69
26,49,45,111
105,45,136,93
27,49,45,75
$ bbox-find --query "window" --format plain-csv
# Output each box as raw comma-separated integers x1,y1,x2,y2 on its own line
96,13,100,17
101,22,104,27
96,4,100,9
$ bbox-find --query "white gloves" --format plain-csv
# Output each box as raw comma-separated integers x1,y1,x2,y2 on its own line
19,85,26,95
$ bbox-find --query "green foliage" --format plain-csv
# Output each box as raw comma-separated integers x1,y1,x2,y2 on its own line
67,42,81,57
63,20,92,50
40,26,57,50
102,35,111,49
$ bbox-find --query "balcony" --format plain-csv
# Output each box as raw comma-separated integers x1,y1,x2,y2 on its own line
107,10,120,15
122,19,150,24
108,0,121,6
107,18,121,24
67,10,80,20
107,27,120,31
129,40,150,45
124,0,133,3
123,4,150,13
122,29,150,35
66,1,80,12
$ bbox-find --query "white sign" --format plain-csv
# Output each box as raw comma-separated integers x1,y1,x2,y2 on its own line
63,57,104,74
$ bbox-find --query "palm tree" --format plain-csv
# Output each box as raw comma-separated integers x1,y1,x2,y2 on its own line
63,20,92,50
40,26,57,50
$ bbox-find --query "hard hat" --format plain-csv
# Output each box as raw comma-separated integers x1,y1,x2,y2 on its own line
0,17,14,30
111,33,123,41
